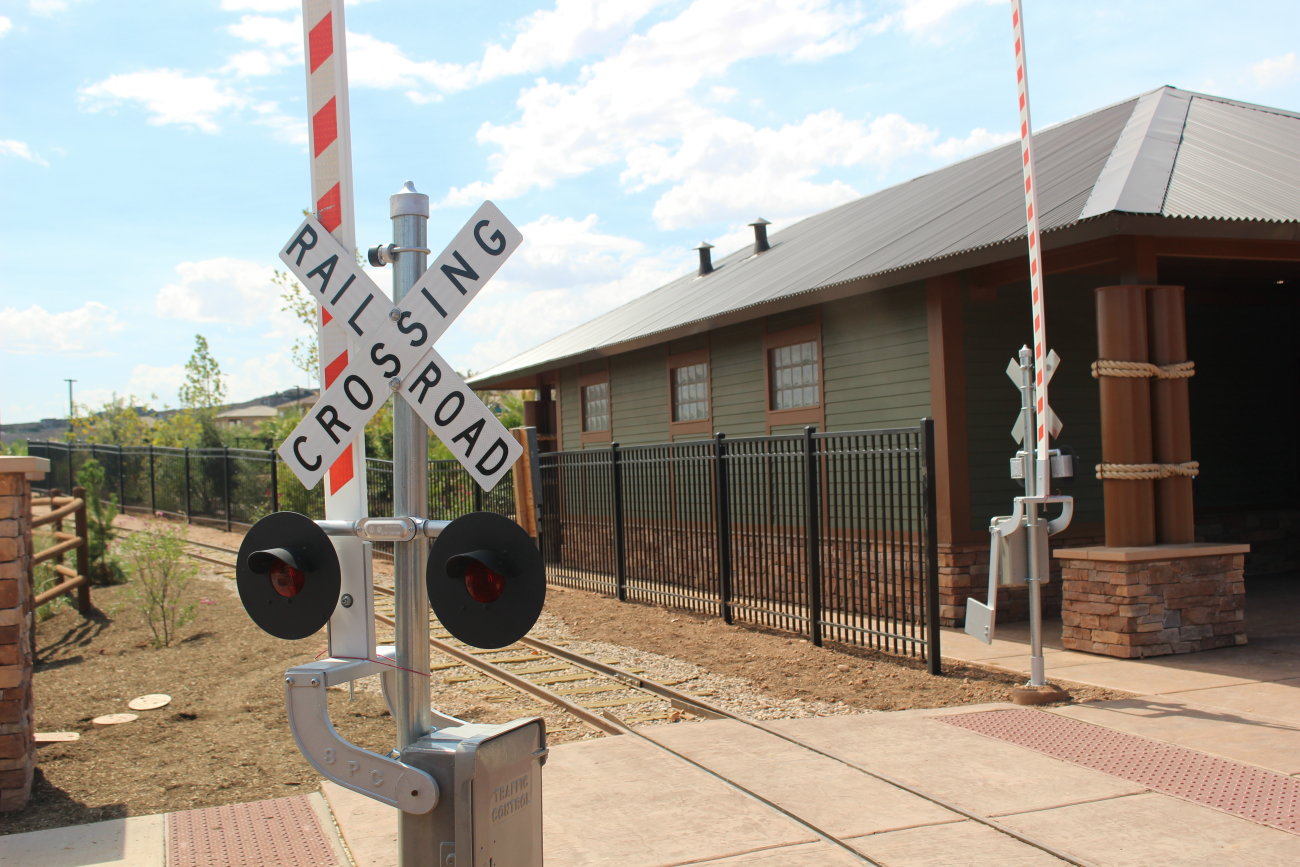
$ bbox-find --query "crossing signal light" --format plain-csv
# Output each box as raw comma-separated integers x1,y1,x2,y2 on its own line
428,512,545,649
238,511,341,640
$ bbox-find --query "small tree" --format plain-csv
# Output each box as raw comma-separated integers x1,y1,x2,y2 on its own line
178,334,227,413
76,458,125,585
118,524,197,647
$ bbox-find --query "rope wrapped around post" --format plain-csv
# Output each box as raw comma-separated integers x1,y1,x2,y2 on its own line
1090,356,1199,481
1090,359,1195,379
1095,460,1200,480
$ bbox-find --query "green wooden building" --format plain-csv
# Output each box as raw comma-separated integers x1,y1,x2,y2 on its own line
472,87,1300,631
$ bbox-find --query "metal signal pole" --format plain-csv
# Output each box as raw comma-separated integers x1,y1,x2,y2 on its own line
387,182,435,866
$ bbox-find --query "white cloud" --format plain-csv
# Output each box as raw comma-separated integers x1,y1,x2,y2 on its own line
930,126,1015,160
29,0,71,15
344,31,477,96
0,139,48,167
225,350,306,403
0,17,12,37
884,0,1000,41
438,0,866,208
1252,52,1298,88
0,302,125,355
477,0,664,81
222,14,302,77
154,258,294,330
80,70,247,133
448,214,682,371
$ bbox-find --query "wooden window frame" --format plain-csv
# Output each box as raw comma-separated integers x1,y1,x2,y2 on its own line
579,369,612,445
763,322,825,430
667,348,712,437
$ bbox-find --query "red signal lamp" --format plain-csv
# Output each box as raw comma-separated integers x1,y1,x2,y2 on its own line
237,512,341,641
428,512,545,649
448,551,507,604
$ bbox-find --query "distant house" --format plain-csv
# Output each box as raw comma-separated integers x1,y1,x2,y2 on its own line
471,87,1300,624
215,405,279,428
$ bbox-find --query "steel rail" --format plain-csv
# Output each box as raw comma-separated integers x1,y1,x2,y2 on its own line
524,635,1088,866
167,533,1085,864
371,610,623,736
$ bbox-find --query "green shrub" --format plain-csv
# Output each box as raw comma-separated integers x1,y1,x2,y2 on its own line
118,524,198,647
76,459,126,585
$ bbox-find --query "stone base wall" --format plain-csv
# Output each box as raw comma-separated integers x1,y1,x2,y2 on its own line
938,534,1104,627
0,460,43,813
1055,544,1249,659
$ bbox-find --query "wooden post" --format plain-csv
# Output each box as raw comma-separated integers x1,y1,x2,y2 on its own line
72,486,91,614
510,427,539,539
1148,286,1195,544
1095,286,1156,546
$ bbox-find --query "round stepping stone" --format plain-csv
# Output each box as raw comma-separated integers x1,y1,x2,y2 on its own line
128,693,172,711
92,713,138,725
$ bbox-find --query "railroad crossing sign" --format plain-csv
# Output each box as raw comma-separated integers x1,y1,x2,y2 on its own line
277,200,523,492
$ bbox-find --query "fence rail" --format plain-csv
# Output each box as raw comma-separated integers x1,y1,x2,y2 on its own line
26,441,514,533
538,421,940,671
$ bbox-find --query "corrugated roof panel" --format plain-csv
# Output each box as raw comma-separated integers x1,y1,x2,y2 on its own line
1164,97,1300,220
473,88,1300,386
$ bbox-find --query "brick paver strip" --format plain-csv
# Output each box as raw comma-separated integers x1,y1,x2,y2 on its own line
167,794,343,866
940,708,1300,834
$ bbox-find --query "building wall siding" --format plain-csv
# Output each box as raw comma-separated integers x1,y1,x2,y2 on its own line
962,273,1108,531
610,346,669,445
708,320,767,437
823,284,931,431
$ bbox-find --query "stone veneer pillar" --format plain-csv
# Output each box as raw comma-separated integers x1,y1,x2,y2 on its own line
0,456,49,813
1054,543,1248,658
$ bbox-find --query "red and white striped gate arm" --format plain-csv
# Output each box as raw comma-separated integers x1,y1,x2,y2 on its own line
1010,0,1051,494
300,0,372,659
302,0,365,504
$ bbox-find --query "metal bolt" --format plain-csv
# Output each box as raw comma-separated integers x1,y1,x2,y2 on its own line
310,677,320,687
388,377,402,392
340,593,354,608
285,676,294,685
389,306,402,321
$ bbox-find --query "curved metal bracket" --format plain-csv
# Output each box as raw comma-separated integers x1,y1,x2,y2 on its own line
284,657,438,814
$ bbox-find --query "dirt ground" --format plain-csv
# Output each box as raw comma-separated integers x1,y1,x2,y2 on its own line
3,518,1125,836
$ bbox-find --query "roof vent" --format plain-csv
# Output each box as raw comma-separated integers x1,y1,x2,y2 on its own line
696,242,715,276
749,218,771,254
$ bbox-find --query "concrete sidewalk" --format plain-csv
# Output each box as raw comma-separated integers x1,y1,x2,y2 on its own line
5,584,1300,865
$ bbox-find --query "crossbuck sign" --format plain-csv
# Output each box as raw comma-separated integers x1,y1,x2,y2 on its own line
278,201,523,492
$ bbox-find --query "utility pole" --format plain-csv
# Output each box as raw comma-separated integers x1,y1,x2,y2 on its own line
65,379,76,417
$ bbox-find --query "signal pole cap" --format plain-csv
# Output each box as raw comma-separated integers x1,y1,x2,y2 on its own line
390,180,429,219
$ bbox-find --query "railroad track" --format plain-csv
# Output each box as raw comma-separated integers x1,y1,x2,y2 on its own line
172,532,1084,865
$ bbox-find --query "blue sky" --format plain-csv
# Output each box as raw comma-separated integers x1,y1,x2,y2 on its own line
2,0,1298,424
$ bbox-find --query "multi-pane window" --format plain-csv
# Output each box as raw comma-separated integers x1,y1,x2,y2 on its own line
769,341,819,410
582,381,609,431
671,362,709,422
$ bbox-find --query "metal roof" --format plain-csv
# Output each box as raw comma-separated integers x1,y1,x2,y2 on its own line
472,87,1300,387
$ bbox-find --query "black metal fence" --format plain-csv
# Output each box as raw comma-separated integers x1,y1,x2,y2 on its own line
538,422,940,670
27,442,514,534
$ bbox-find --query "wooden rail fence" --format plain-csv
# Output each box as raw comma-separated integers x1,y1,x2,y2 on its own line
30,486,91,615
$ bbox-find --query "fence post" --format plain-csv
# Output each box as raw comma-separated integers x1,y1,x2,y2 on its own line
116,445,125,510
921,418,942,675
65,444,73,493
183,447,192,524
223,446,232,532
713,432,733,624
270,452,279,513
72,485,91,615
803,426,823,647
473,481,484,513
611,443,626,602
148,444,156,514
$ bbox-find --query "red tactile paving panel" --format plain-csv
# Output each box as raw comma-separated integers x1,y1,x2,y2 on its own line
940,708,1300,835
166,794,343,867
